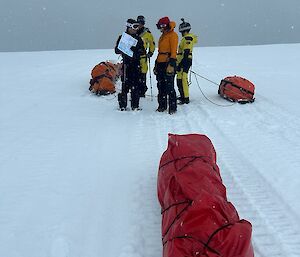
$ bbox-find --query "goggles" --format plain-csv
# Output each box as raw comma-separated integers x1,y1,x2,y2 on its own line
156,23,167,29
126,22,140,30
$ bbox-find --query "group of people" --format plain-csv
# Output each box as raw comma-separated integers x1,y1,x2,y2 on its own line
115,15,197,114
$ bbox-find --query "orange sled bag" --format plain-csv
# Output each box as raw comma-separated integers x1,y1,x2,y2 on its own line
218,76,255,103
89,62,121,95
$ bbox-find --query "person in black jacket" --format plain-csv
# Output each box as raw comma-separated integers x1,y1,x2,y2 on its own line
115,19,146,111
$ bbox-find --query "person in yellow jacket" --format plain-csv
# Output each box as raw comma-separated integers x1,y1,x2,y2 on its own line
176,18,198,104
154,16,178,114
136,15,155,97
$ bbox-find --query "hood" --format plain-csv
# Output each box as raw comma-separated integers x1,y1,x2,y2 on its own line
169,21,176,31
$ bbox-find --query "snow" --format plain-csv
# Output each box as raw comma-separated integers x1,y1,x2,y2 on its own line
1,43,300,257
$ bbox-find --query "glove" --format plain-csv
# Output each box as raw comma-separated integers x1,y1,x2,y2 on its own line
147,52,153,58
166,58,176,76
166,64,175,76
153,65,158,75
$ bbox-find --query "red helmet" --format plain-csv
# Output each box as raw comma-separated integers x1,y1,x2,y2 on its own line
156,16,170,29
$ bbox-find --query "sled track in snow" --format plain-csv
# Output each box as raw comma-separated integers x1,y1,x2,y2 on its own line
123,113,162,257
182,100,300,257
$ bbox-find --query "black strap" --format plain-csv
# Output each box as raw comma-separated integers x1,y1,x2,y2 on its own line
184,36,194,41
158,52,171,56
222,79,254,96
162,200,192,238
159,155,212,170
162,223,234,256
163,235,220,256
90,74,112,86
99,61,117,72
205,223,233,247
161,200,191,214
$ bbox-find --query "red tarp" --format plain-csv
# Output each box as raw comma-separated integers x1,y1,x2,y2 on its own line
157,134,254,257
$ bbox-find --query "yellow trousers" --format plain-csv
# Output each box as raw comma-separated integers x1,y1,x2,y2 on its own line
176,69,189,98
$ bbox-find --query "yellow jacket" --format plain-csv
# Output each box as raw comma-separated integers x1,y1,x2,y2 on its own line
156,21,178,63
177,33,198,65
138,27,155,55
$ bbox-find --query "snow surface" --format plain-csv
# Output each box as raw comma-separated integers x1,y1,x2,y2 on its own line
1,44,300,257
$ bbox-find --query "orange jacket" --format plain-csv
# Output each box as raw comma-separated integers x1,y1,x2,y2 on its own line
156,21,178,63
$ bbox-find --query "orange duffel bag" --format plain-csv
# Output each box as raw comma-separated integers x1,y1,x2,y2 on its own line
89,61,122,95
218,76,255,103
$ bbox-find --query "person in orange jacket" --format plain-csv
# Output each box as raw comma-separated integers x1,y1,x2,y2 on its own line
154,16,178,114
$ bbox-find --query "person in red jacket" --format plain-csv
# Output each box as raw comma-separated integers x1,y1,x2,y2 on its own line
154,17,179,114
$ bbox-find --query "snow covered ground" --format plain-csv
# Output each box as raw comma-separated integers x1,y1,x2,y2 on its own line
1,43,300,257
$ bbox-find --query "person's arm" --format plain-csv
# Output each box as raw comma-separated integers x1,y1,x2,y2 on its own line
169,32,178,63
131,37,145,60
148,32,156,57
166,32,179,75
114,35,122,55
180,36,194,67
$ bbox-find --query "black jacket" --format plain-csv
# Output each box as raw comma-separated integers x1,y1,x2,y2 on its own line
115,32,145,66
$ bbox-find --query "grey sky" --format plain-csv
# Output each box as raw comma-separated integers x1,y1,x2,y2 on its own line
1,0,300,52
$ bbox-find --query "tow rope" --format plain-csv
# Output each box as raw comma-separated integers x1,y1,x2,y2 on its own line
190,70,235,107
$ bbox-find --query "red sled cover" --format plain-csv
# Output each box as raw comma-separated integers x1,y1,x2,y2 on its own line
218,76,255,103
157,134,254,257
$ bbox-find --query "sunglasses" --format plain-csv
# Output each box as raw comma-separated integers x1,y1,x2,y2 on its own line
126,23,140,30
156,23,167,29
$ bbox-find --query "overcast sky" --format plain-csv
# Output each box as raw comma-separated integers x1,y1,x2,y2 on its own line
1,0,300,52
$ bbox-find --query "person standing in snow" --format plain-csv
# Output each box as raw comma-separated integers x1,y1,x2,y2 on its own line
136,15,155,97
115,19,146,111
176,18,197,104
154,16,178,115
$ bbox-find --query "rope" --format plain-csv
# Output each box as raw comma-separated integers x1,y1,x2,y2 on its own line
161,200,191,214
159,155,212,169
105,93,118,100
162,200,192,239
190,70,220,86
163,235,221,256
191,71,235,107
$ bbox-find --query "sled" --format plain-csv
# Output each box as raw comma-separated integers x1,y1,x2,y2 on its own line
218,76,255,103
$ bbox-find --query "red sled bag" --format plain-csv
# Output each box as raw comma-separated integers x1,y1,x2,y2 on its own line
157,134,254,257
218,76,255,103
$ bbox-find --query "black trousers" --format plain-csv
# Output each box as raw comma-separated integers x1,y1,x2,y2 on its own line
138,73,148,96
156,62,177,112
118,64,140,109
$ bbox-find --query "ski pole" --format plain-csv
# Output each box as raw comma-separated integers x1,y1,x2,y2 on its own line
148,57,153,101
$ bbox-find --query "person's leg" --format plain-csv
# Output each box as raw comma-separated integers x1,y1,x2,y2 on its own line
118,82,128,110
156,63,168,111
140,73,147,97
139,58,148,97
176,70,184,104
130,83,140,109
181,60,192,104
166,74,177,114
182,71,190,104
118,67,130,110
